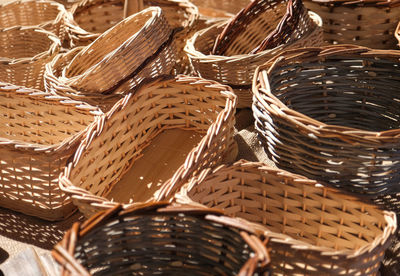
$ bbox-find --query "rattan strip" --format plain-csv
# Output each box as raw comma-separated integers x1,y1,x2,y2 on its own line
176,160,397,275
52,202,271,275
185,10,322,107
0,83,102,221
58,75,237,218
253,44,400,198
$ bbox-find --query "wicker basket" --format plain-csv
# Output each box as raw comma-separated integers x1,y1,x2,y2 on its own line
0,26,60,90
185,0,323,108
191,0,251,15
0,0,72,44
176,160,397,275
304,0,400,49
58,75,237,218
52,202,271,275
253,45,400,198
0,83,102,221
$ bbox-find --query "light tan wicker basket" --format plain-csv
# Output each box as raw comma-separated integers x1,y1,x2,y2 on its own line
0,26,60,90
305,0,400,49
175,160,397,275
0,83,102,221
0,0,72,44
185,0,323,108
58,75,237,218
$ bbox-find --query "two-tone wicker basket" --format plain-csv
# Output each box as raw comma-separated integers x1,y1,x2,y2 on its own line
52,202,271,275
253,45,400,198
176,160,397,275
305,0,400,49
0,83,102,221
58,75,237,218
0,26,60,90
185,0,323,108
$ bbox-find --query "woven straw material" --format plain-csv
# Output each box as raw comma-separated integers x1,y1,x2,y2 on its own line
304,0,400,49
191,0,251,14
0,83,102,221
58,75,237,218
185,1,322,108
177,160,397,275
52,202,271,275
0,0,72,44
0,26,60,90
253,45,400,198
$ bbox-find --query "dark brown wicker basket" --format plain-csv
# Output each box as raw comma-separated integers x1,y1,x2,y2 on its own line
52,202,271,275
253,45,400,198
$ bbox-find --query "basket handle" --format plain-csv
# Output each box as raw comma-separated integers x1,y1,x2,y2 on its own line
124,0,144,18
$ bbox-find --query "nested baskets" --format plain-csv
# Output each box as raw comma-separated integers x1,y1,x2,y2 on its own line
304,0,400,49
58,75,237,218
253,45,400,198
176,160,397,275
0,83,102,221
52,202,271,275
0,26,60,90
185,0,323,108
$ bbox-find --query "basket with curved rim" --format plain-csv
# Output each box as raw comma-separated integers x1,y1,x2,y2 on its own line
58,75,237,218
304,0,400,49
0,82,102,221
52,202,271,276
175,160,397,275
0,26,60,90
0,0,73,45
253,45,400,199
185,0,323,108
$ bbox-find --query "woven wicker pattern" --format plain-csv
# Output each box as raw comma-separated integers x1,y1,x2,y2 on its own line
52,202,271,275
0,83,102,221
177,160,397,275
185,1,322,108
0,26,60,90
305,0,400,49
253,45,400,198
58,75,237,218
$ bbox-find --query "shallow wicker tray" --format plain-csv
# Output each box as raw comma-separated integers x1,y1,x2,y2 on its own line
0,83,102,221
58,75,237,218
176,160,397,275
304,0,400,49
0,26,60,90
185,1,322,108
253,44,400,198
52,202,271,275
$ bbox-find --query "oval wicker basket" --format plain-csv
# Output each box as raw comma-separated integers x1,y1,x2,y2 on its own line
253,45,400,198
58,75,237,218
52,202,271,276
304,0,400,49
0,26,60,90
185,0,323,108
176,160,397,275
0,0,72,44
0,82,102,221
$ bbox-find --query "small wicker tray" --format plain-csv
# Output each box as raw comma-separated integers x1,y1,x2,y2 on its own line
176,160,397,275
185,0,322,108
58,75,237,218
253,45,400,198
0,26,60,90
305,0,400,49
52,202,271,275
0,83,102,221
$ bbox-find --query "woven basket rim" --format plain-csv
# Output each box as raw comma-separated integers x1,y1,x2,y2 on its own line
184,11,322,63
306,0,400,6
0,82,102,152
253,44,400,143
177,159,398,257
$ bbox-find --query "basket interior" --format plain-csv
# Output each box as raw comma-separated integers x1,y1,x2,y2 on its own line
268,56,400,132
0,91,95,146
191,0,251,14
73,213,252,275
187,165,387,251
